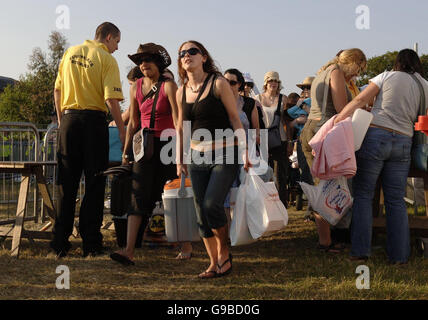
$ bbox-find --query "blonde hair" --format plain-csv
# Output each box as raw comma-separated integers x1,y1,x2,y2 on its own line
318,48,367,78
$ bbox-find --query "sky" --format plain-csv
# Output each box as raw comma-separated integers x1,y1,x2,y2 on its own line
1,0,427,109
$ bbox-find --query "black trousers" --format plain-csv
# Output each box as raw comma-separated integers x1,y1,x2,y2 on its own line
269,142,289,208
128,137,177,234
51,111,108,253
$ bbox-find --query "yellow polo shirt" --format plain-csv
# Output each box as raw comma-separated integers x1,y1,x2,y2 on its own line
55,40,124,113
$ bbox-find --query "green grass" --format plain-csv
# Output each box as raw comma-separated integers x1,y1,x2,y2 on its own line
0,208,427,300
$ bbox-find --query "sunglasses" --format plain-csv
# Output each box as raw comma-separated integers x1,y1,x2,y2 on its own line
244,82,254,88
227,79,239,86
179,47,201,59
139,55,155,64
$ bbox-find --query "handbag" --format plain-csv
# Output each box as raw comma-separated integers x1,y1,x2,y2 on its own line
410,73,428,171
267,94,283,152
133,81,163,163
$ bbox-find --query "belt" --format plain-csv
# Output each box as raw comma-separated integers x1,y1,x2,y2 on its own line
63,109,106,117
369,124,407,136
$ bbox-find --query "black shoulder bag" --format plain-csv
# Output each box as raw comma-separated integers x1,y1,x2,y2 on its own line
267,94,283,152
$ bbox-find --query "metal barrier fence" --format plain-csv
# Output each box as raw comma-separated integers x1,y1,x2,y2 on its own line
0,122,112,224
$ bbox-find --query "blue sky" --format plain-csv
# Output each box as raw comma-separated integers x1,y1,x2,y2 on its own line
1,0,427,108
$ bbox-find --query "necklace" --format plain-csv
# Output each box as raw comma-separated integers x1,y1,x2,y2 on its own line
188,74,207,93
188,84,201,93
265,93,277,105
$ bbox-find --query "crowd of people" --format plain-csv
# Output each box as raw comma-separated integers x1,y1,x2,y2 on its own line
51,21,428,277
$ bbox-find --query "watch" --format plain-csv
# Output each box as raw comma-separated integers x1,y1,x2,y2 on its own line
122,154,129,159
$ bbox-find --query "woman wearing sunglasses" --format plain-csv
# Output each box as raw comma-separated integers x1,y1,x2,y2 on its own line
176,41,249,278
109,43,179,266
224,68,260,144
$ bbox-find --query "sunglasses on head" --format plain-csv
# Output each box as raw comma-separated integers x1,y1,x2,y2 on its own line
245,82,254,88
179,47,201,59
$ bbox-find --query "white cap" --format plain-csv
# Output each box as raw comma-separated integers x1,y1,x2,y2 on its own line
243,72,254,83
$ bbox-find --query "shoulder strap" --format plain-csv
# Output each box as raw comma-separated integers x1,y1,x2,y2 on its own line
275,94,283,115
148,81,163,129
194,73,213,105
181,74,212,110
135,80,160,129
410,73,426,116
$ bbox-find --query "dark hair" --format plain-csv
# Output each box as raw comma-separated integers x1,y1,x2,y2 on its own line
288,92,300,104
177,40,221,85
150,54,167,74
95,22,120,41
127,66,143,81
164,68,175,80
393,49,422,74
224,68,245,91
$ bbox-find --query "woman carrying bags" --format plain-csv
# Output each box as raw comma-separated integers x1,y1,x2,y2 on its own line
300,48,367,253
110,43,179,266
176,41,249,278
334,49,428,264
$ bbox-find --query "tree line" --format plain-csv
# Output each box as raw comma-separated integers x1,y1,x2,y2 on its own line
0,32,427,126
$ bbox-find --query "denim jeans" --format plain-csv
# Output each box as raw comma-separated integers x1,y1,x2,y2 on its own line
188,148,239,238
351,127,412,263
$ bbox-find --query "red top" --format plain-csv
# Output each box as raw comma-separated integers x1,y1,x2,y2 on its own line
136,78,175,138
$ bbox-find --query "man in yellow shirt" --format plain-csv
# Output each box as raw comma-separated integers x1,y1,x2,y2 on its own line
51,22,125,258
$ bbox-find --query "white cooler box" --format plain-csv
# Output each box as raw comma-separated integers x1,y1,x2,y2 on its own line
162,175,200,242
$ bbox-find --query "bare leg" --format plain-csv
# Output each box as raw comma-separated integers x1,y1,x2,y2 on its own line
212,225,231,273
314,212,331,247
202,236,218,272
115,214,142,261
180,241,192,253
176,241,193,259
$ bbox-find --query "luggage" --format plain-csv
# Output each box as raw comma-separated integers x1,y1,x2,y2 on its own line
110,175,145,248
109,126,123,163
162,175,200,242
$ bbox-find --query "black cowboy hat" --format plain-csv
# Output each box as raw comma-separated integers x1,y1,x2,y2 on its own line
128,43,171,69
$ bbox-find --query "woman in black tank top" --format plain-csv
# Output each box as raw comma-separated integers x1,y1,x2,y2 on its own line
176,41,249,279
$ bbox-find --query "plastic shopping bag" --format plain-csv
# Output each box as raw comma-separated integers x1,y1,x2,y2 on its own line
245,173,288,239
229,177,256,246
299,177,352,226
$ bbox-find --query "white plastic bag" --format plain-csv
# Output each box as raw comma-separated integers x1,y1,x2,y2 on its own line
229,178,255,246
299,177,353,226
245,174,288,239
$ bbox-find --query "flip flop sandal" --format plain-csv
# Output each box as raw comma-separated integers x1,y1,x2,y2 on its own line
175,252,192,260
110,252,135,266
198,270,217,279
317,243,344,253
217,254,233,277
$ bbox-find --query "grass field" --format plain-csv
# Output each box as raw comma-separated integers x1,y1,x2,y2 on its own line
0,206,427,300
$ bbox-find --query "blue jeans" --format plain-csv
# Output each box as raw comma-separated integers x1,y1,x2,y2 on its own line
188,149,239,238
351,127,412,263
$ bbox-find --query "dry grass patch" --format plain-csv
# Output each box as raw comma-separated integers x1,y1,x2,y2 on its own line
0,208,427,300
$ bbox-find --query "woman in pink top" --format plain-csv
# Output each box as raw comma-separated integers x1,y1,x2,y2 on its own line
110,43,179,266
